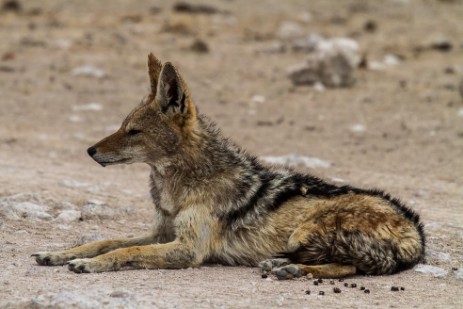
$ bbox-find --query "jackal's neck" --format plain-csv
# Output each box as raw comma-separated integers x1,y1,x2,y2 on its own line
148,115,252,206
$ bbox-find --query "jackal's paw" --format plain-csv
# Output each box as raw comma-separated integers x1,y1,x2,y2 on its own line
272,264,304,280
258,258,290,272
31,251,77,266
67,258,113,273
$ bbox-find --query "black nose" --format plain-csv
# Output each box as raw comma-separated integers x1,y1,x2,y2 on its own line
87,146,97,157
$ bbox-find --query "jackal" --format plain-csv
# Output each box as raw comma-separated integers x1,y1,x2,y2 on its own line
32,53,425,279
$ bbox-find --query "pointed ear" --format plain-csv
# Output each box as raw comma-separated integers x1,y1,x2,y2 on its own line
156,62,196,123
148,53,162,97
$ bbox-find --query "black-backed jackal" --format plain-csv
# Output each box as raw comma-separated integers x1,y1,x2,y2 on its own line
32,53,425,279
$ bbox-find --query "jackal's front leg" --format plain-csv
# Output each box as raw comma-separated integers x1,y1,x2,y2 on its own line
32,235,156,266
67,241,197,273
67,207,211,273
32,208,174,266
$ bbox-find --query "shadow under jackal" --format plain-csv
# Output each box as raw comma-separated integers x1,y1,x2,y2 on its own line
33,53,425,279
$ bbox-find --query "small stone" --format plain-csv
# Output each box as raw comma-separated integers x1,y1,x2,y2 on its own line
329,280,335,285
305,290,311,295
363,20,377,32
364,289,370,294
2,0,22,12
190,38,209,53
400,287,405,291
430,39,453,52
344,283,348,287
276,21,304,41
317,278,323,283
55,210,82,223
360,286,365,290
391,286,399,291
338,279,344,282
318,291,325,295
452,267,458,271
351,283,357,288
313,280,319,286
261,273,268,279
333,287,341,293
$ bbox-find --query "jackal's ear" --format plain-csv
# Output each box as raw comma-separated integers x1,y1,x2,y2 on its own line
148,53,162,97
156,62,196,123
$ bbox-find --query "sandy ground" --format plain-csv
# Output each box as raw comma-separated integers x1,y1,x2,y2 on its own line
1,0,463,308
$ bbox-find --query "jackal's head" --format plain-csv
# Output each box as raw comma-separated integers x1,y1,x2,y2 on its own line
87,53,198,169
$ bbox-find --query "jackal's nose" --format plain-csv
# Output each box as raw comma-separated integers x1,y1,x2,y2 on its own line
87,146,97,157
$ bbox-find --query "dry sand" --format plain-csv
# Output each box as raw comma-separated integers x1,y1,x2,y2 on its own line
1,0,462,308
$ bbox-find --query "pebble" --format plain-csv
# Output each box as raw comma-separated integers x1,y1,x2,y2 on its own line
391,286,399,291
364,289,370,294
190,38,209,53
459,78,463,99
313,280,319,286
261,274,268,279
287,37,360,88
71,65,106,79
333,287,341,293
318,291,325,295
260,154,331,169
72,103,103,112
55,210,82,223
351,283,357,288
305,290,311,295
276,21,304,41
455,269,463,281
81,200,119,220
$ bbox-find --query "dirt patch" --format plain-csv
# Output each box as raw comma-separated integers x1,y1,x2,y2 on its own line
1,0,462,308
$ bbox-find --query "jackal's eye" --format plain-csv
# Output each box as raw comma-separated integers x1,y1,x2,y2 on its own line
128,129,142,136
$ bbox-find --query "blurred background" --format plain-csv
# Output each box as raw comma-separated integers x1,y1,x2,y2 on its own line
0,0,462,307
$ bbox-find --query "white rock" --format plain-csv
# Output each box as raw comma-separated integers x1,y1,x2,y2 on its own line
71,65,106,78
330,177,347,183
82,200,119,220
3,202,51,221
455,269,463,281
72,103,103,111
414,264,448,278
60,179,90,188
69,115,83,123
350,124,366,132
260,154,331,169
251,95,266,104
383,54,400,66
313,81,325,92
426,249,450,261
52,39,72,49
276,21,304,41
23,290,136,309
288,37,360,87
457,108,463,118
56,210,82,222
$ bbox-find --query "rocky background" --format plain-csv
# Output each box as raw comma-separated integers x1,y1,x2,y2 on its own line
0,0,462,308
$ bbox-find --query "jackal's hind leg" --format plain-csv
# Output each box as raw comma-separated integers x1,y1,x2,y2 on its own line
258,258,291,272
272,263,356,280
